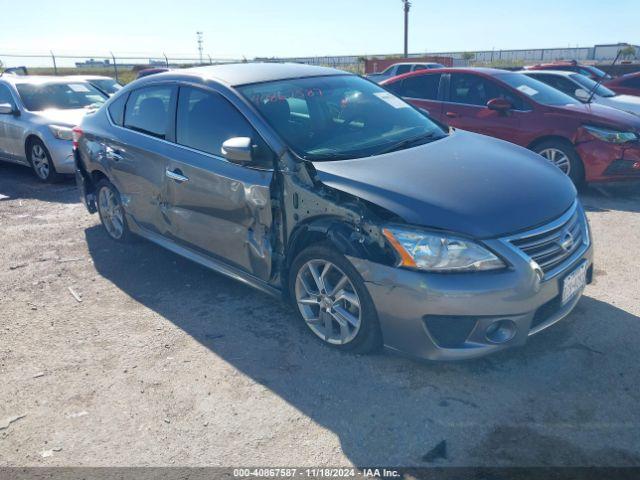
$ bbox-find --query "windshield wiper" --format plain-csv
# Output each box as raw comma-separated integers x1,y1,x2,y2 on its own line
377,131,440,155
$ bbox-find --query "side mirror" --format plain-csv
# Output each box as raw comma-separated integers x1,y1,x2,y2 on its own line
575,88,590,102
221,137,253,164
0,103,16,115
486,98,512,112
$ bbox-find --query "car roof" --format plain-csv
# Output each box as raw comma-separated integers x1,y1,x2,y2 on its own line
153,62,348,87
0,75,92,85
65,75,113,81
381,67,512,84
521,70,577,77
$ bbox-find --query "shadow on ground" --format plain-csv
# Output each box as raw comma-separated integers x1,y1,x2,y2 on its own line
0,162,77,204
579,182,640,213
84,224,640,467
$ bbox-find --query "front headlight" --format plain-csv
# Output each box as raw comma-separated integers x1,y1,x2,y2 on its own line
583,125,638,144
382,227,506,272
48,125,74,141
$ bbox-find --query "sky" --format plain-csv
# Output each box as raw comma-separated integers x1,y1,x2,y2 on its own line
0,0,638,62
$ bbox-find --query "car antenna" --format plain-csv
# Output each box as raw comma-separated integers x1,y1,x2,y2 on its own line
586,49,622,103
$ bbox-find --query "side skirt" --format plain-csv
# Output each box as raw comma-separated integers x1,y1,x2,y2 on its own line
129,219,282,299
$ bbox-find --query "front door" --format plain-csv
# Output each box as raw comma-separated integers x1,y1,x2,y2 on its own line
442,73,530,144
163,86,275,281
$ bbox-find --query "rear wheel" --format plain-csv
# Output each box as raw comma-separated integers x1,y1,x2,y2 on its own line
28,138,62,183
289,244,382,354
96,179,134,242
533,139,585,186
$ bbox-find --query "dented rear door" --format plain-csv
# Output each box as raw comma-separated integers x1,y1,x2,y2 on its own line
161,86,274,281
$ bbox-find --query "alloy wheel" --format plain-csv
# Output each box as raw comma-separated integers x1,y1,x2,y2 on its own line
31,143,50,179
98,186,125,239
539,148,571,175
294,259,362,345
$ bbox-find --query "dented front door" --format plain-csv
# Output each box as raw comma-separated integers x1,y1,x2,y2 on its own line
162,147,274,281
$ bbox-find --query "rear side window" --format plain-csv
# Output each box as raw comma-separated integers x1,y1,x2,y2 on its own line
176,86,272,167
401,74,441,100
107,93,127,126
124,86,173,139
395,65,411,75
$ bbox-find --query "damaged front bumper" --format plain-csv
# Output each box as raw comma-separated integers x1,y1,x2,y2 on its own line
347,217,594,361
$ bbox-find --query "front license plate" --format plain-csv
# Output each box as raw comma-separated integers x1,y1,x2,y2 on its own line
562,262,588,305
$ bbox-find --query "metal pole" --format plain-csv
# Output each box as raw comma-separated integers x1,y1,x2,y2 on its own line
110,52,119,83
50,51,58,75
163,53,169,68
403,0,411,57
208,54,212,65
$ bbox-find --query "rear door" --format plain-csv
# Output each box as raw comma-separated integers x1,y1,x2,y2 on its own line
163,85,275,281
442,73,529,143
106,84,177,234
0,83,26,162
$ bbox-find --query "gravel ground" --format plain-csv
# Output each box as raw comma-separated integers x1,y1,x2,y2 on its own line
0,162,639,467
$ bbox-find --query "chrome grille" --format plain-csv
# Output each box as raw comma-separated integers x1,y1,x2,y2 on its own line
509,204,586,275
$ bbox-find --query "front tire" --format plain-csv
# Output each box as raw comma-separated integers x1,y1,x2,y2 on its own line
96,179,134,242
533,139,585,186
28,138,62,183
289,243,382,354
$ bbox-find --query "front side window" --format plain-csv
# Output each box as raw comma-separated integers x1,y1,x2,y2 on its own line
401,74,441,100
16,82,106,111
124,86,173,138
238,75,446,161
176,86,272,167
496,73,579,107
0,84,15,106
448,73,527,109
569,74,616,98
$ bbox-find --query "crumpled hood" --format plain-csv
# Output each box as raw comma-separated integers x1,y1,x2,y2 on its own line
554,102,640,130
312,130,576,239
32,108,91,127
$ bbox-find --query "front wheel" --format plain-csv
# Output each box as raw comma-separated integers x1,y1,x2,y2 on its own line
533,139,585,186
28,138,62,183
289,244,382,353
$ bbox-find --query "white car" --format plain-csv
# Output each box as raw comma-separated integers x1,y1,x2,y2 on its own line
68,75,123,96
522,70,640,117
366,62,445,83
0,75,107,182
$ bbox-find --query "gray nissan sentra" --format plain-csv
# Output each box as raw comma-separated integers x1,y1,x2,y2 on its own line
74,63,593,361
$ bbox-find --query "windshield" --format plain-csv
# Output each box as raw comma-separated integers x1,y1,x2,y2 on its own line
91,79,122,95
238,75,446,161
569,74,616,98
588,66,612,80
16,82,107,111
496,73,579,107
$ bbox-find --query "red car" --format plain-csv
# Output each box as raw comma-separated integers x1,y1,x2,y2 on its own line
524,61,612,81
605,71,640,97
381,68,640,184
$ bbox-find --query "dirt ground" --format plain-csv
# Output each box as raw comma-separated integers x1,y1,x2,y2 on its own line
1,162,639,467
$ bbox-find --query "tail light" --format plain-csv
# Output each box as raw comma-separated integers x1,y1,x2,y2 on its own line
72,126,83,150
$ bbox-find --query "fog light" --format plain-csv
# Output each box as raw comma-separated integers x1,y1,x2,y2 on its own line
485,319,517,344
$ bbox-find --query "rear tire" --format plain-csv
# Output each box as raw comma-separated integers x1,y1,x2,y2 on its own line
289,243,382,354
28,138,62,183
532,139,585,186
96,179,134,243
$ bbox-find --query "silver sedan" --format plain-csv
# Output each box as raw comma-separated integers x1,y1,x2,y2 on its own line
0,75,107,182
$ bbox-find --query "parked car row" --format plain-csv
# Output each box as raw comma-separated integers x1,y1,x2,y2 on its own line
382,67,640,183
68,63,594,361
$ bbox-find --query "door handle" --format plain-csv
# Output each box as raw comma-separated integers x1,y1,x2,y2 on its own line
445,111,459,118
105,146,123,161
166,168,189,183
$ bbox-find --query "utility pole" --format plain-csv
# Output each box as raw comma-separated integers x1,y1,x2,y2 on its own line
197,31,204,64
402,0,411,57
